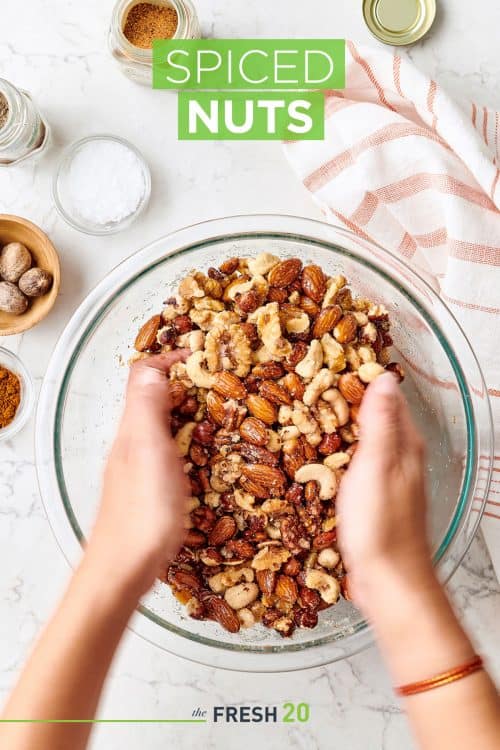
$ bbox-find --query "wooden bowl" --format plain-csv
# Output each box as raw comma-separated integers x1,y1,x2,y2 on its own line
0,215,60,336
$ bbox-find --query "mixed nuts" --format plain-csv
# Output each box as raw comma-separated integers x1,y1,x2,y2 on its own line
133,253,404,637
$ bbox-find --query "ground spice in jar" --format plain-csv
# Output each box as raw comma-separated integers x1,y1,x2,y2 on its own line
0,365,21,429
123,2,178,48
0,93,9,130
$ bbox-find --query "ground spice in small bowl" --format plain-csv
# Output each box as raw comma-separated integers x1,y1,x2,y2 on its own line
0,365,21,429
123,2,178,48
0,93,9,130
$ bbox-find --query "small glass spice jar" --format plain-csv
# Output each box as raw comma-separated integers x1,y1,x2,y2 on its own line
0,78,50,167
109,0,201,85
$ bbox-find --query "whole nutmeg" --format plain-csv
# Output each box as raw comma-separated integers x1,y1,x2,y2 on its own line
0,281,29,315
18,268,53,298
0,242,32,283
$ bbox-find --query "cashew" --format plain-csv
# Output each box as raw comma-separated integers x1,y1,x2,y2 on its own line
358,362,385,383
224,582,259,610
317,548,340,569
209,567,254,594
322,274,346,308
303,368,335,406
247,252,280,277
305,569,340,604
175,422,196,457
185,351,215,389
321,388,349,427
295,340,323,380
176,329,205,352
324,452,351,470
251,545,290,572
278,405,293,425
237,607,256,628
353,312,368,326
256,302,292,360
278,425,300,441
294,463,337,500
321,334,346,372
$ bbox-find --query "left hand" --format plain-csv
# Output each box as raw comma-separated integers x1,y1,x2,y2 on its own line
87,352,190,596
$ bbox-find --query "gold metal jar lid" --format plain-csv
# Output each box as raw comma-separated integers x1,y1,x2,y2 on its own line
363,0,436,46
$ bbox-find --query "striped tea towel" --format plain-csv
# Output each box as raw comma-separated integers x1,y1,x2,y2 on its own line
283,40,500,579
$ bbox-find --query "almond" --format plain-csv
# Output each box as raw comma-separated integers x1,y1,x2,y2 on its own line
167,568,201,592
206,390,227,426
246,394,278,425
219,257,239,274
209,516,237,545
169,381,188,409
223,539,255,561
312,305,342,338
183,529,207,548
259,380,292,406
334,313,358,344
313,530,337,550
240,464,286,498
203,594,241,633
300,296,320,317
239,417,269,446
256,569,276,595
134,314,161,352
301,265,326,303
213,371,247,400
252,361,285,380
275,574,298,605
282,372,305,401
338,373,365,405
268,258,303,288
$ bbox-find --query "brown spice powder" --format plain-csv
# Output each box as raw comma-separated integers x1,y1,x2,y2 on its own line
0,93,9,130
0,366,21,429
123,3,178,49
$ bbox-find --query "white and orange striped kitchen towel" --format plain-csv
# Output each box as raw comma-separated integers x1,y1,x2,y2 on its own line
284,41,500,579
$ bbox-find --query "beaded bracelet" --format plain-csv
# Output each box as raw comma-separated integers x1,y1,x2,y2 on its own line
395,655,484,697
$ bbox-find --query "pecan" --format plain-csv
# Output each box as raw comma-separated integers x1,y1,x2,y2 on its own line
167,567,201,592
223,539,255,561
209,516,237,545
158,325,176,346
280,517,310,555
240,322,260,349
183,529,207,549
294,607,318,628
252,361,285,380
208,266,225,280
190,443,209,467
173,314,193,334
259,380,293,406
261,607,281,627
239,417,268,446
192,420,216,445
284,341,308,370
318,432,342,455
282,441,306,480
199,547,224,566
191,506,217,533
243,373,261,393
197,467,211,492
236,290,261,314
282,557,302,577
240,442,279,467
268,287,288,303
178,396,198,417
313,530,337,550
169,381,188,409
285,482,304,506
299,586,321,611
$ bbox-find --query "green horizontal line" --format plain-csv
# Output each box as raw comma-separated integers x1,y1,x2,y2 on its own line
0,720,207,724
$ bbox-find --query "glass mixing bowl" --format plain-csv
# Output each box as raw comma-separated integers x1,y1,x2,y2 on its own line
35,215,493,671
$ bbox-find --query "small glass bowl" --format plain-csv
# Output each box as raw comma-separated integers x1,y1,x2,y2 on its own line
53,135,151,236
0,348,35,441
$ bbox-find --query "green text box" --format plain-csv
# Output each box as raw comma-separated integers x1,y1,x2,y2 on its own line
178,91,325,140
154,39,345,90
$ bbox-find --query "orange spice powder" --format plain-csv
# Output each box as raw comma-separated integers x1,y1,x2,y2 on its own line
0,365,21,429
123,3,178,49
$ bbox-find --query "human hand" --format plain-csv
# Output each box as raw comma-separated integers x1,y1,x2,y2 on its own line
337,373,435,617
86,352,190,597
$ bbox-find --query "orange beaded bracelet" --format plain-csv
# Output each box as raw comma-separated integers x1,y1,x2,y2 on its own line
395,655,484,697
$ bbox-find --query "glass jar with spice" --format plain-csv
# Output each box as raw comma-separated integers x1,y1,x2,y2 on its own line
0,78,50,167
109,0,201,85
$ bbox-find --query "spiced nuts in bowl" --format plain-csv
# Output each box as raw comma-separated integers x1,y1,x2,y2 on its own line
0,215,60,335
133,253,404,639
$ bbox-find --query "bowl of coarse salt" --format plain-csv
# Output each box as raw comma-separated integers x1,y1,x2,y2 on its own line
53,135,151,235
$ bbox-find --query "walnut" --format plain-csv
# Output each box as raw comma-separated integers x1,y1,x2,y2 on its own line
254,302,292,360
295,340,323,380
321,334,346,372
205,324,252,377
291,401,321,446
251,545,290,572
178,275,205,300
247,252,280,277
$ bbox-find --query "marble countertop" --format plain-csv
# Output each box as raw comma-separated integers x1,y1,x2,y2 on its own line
1,1,499,748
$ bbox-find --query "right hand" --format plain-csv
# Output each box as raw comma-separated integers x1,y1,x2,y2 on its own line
337,373,434,616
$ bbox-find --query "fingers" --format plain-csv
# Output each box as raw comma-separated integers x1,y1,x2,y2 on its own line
125,350,190,415
357,373,404,458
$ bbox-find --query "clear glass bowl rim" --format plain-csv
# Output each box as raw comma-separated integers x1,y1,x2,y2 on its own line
52,134,151,236
35,214,493,671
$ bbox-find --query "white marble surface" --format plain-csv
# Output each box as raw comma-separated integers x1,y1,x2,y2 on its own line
1,1,499,748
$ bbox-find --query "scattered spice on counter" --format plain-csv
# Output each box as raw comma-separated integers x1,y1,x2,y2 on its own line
0,365,21,429
0,93,9,130
123,2,178,48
